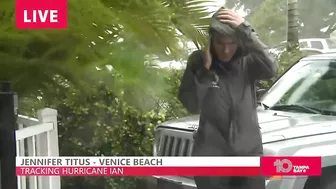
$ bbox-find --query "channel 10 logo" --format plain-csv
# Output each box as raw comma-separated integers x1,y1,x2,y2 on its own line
273,159,293,173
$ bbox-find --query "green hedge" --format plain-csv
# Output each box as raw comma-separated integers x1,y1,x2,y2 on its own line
19,69,187,189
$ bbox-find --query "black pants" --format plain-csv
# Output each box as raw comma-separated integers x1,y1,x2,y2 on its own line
194,176,265,189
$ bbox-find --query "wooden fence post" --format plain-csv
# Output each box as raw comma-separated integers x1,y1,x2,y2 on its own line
37,108,61,189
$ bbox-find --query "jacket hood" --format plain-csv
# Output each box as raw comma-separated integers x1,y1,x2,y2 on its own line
208,8,247,59
209,8,238,41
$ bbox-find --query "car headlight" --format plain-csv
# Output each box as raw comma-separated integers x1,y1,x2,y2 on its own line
265,176,283,185
267,176,282,180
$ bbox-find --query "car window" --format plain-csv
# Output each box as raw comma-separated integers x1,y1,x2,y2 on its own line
326,39,336,48
310,41,324,49
299,41,308,48
262,60,336,113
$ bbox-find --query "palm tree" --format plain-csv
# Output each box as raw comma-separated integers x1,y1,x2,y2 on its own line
0,0,217,96
287,0,299,47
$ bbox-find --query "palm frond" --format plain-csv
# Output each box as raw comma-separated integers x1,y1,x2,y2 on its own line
167,0,218,48
0,0,217,98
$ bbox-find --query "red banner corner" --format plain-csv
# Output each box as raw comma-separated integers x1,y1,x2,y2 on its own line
261,156,321,176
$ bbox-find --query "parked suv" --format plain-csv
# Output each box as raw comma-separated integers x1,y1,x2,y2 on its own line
299,38,336,53
147,53,336,189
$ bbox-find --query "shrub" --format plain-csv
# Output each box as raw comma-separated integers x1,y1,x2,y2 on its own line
19,70,184,189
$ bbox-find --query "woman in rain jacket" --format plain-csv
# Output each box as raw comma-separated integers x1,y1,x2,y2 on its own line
178,8,278,189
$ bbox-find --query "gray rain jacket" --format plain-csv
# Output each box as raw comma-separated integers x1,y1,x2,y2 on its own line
178,16,278,156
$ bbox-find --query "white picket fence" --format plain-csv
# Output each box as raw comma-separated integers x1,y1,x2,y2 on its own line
16,108,61,189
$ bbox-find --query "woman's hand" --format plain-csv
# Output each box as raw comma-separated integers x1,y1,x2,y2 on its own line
216,9,245,28
203,38,212,70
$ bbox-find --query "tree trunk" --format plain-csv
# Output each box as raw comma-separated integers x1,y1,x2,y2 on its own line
287,0,299,47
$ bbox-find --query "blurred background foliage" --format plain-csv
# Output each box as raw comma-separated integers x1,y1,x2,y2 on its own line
1,0,335,188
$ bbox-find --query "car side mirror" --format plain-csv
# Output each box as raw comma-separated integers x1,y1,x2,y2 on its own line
256,89,266,100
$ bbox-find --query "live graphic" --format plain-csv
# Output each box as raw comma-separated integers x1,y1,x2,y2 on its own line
16,0,67,29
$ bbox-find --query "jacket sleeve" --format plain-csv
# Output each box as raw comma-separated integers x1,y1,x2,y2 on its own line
236,23,279,80
178,50,213,114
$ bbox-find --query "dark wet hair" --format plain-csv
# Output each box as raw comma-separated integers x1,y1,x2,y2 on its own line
209,28,238,43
